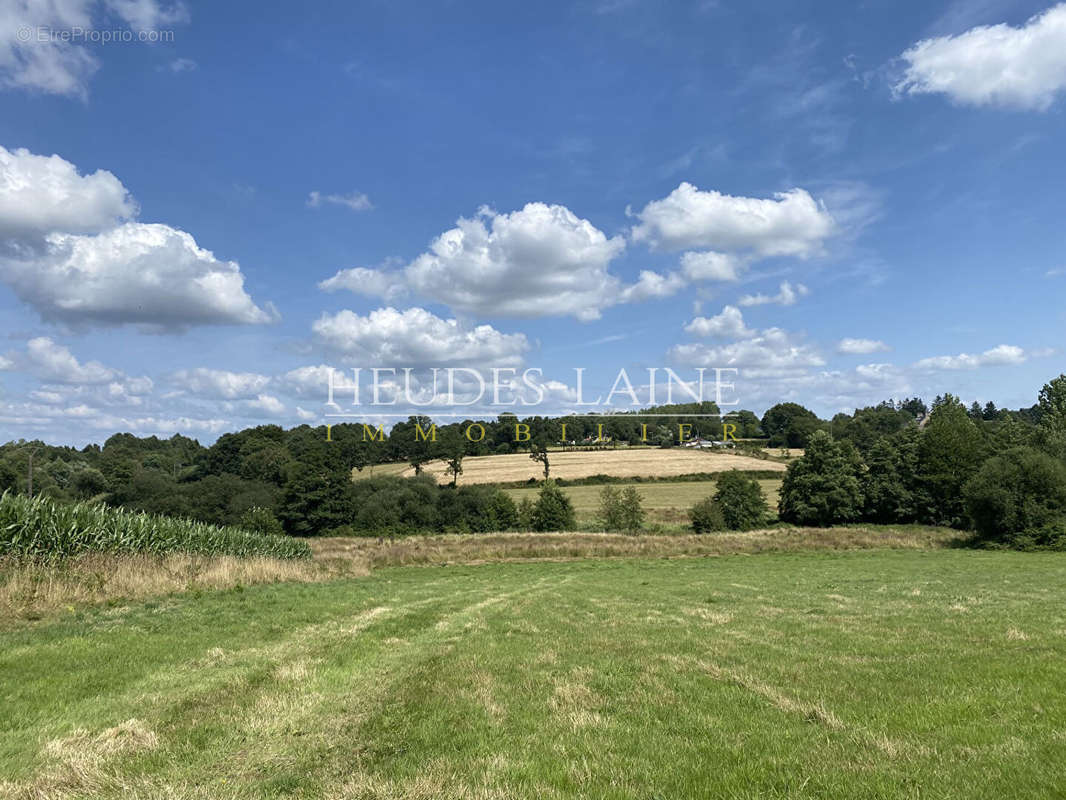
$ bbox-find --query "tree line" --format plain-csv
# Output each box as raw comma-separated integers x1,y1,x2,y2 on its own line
1,376,1063,544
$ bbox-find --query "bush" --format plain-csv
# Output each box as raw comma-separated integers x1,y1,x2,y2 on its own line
963,447,1066,544
690,496,726,533
517,497,535,530
598,485,645,532
713,471,768,530
619,486,645,532
778,431,863,526
530,481,575,531
239,506,285,536
597,485,624,531
1002,520,1066,551
437,485,518,532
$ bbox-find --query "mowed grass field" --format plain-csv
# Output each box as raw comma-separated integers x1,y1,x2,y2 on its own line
3,549,1065,798
506,479,783,526
400,448,784,485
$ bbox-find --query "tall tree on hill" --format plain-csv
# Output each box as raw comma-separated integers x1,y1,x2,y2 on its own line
436,428,466,488
392,416,437,475
761,403,822,448
529,437,551,481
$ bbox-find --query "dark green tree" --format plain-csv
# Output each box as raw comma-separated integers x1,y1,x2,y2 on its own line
690,497,726,533
917,395,987,526
713,471,769,530
778,431,864,526
619,486,645,532
277,463,353,536
1037,374,1066,459
435,428,466,488
761,403,822,448
861,437,914,523
964,447,1066,544
530,480,575,531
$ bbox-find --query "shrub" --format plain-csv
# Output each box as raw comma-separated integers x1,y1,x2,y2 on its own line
438,485,518,533
597,485,624,531
713,471,768,530
690,497,726,533
778,431,863,526
530,481,575,531
239,506,285,536
598,485,645,533
517,497,535,530
619,486,645,533
963,447,1066,544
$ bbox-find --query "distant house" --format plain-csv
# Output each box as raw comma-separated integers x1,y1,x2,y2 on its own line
683,437,733,449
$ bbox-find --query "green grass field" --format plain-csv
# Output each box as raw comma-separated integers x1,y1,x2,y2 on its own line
3,548,1064,798
507,479,783,526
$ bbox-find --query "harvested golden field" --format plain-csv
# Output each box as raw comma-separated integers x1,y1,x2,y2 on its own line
404,448,785,485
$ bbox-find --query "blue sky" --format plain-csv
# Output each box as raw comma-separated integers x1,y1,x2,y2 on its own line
1,0,1064,444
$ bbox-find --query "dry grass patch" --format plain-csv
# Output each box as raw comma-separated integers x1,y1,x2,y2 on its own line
0,552,368,622
0,719,160,800
312,526,961,570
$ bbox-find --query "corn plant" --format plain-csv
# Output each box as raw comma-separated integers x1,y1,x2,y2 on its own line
0,491,311,561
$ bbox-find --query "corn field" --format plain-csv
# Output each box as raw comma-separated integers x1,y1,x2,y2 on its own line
0,492,311,561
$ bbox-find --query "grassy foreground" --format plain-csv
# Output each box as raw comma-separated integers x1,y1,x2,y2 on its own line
2,549,1065,798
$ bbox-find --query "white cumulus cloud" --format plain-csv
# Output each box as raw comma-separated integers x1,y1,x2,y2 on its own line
894,3,1066,110
837,337,891,355
679,250,744,282
0,0,189,98
3,223,277,329
0,146,276,330
23,337,119,383
404,203,628,321
914,344,1029,370
671,327,825,376
312,306,529,367
684,305,755,339
317,266,406,301
630,183,835,258
0,145,135,238
738,281,810,307
170,367,272,399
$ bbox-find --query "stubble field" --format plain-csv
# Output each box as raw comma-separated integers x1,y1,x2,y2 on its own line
399,448,784,485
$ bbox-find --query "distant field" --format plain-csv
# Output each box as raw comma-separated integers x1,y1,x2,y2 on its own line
4,549,1064,797
403,448,785,485
351,461,409,480
506,479,783,526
